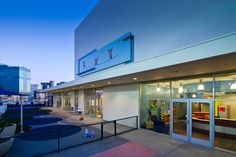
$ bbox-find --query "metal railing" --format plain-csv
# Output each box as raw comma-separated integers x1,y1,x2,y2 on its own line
6,115,138,157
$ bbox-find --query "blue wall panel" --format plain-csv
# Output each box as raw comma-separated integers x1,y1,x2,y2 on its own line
78,32,133,76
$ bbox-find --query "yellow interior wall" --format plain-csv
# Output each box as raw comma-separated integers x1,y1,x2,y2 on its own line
215,101,222,116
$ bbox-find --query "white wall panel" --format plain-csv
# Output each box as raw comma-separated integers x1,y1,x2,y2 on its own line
75,0,236,79
103,84,139,127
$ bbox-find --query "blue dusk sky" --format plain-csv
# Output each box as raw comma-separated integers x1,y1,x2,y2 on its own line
0,0,99,85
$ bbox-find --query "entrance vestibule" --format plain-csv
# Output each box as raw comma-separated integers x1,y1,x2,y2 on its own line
171,99,213,147
84,89,103,118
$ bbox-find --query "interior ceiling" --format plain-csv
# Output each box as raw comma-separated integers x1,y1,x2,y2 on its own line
52,52,236,93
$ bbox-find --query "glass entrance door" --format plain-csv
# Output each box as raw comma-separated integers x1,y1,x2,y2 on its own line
171,99,188,141
85,89,103,118
190,100,213,147
90,98,96,117
95,90,103,118
171,99,213,147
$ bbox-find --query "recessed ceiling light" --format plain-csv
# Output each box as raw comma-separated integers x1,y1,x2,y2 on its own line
107,82,111,84
133,77,138,80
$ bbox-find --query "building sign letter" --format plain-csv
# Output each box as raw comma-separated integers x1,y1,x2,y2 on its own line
78,32,134,76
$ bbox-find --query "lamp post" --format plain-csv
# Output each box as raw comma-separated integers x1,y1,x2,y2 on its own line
20,95,24,133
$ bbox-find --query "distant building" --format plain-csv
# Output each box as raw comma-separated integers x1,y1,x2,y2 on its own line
39,80,55,106
56,82,65,86
0,64,31,95
0,63,31,103
30,84,38,100
41,80,54,90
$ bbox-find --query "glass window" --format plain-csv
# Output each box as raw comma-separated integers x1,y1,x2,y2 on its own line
55,93,62,108
214,73,236,151
141,81,171,99
63,92,71,109
74,90,79,111
84,89,103,118
140,81,170,134
172,76,213,99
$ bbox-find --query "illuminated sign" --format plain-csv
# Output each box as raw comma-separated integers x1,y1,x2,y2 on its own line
78,32,134,76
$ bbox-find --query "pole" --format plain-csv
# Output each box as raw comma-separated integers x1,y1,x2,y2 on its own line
114,121,117,136
58,130,60,152
101,123,103,139
20,96,24,133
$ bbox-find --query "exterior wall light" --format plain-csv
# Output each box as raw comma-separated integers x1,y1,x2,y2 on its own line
192,94,196,98
107,82,111,84
133,77,138,80
197,79,204,90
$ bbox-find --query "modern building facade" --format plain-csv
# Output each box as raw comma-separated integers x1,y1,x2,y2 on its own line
0,64,31,94
43,0,236,153
0,64,31,103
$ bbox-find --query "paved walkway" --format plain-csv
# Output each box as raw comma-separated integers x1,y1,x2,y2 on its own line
9,108,133,157
43,129,236,157
48,107,103,125
48,108,134,135
8,108,236,157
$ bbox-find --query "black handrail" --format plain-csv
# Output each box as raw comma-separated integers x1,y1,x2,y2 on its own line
13,115,138,138
4,115,138,157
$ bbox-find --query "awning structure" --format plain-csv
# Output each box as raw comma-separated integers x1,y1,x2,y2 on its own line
42,51,236,93
42,32,236,93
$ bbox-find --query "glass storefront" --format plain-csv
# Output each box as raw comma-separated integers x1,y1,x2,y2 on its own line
63,92,71,110
74,90,79,111
140,81,170,135
214,73,236,152
84,89,103,118
140,73,236,152
55,93,62,108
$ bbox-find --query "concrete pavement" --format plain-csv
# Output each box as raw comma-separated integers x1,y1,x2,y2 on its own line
43,129,236,157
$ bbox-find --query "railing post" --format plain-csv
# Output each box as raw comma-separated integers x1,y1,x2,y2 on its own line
136,116,138,129
101,123,103,139
114,120,117,136
58,130,60,152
